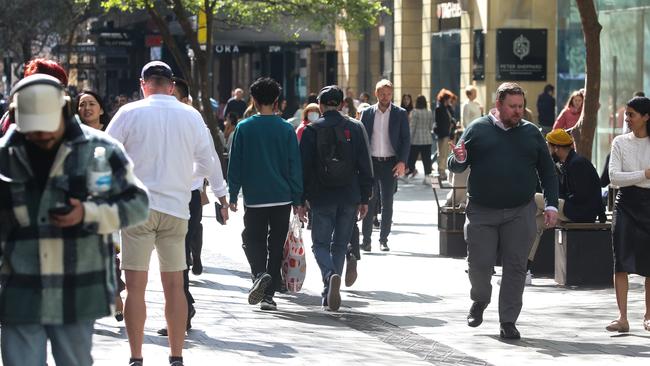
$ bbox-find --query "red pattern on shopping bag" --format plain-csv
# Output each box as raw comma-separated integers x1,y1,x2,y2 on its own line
282,215,306,292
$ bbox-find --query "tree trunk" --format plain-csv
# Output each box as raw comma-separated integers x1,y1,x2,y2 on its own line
171,0,226,159
575,0,602,161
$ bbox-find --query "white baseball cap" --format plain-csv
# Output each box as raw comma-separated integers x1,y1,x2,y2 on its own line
11,74,66,133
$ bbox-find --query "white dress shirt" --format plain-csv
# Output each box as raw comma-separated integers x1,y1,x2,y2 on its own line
370,106,395,157
106,94,214,219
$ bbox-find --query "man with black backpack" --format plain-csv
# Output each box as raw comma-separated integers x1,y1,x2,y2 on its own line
300,85,373,311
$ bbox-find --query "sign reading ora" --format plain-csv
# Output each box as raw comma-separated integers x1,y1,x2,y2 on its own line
496,28,547,81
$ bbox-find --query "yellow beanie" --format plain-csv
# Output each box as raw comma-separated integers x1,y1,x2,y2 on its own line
545,129,574,146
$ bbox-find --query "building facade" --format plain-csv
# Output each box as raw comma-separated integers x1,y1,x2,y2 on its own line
336,0,650,168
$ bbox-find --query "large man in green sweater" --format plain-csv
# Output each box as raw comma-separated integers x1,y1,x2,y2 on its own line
228,77,304,311
447,82,559,340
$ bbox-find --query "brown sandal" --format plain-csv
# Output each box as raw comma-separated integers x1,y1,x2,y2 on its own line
606,319,630,333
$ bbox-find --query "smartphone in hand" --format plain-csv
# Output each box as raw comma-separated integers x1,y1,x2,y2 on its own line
49,205,74,216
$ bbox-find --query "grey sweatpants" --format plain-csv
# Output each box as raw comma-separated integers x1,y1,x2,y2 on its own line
464,198,537,323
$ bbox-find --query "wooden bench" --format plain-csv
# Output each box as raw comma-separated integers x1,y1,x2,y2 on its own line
554,222,613,287
438,207,467,258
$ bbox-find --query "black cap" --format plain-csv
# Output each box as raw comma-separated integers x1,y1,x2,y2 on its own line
141,61,173,80
317,85,344,106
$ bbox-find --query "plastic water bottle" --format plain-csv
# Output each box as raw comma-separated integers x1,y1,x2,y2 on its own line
88,146,112,196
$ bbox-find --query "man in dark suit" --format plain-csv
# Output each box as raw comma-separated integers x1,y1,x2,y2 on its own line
359,79,410,252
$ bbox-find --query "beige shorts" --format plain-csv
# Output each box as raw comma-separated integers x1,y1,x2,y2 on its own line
121,210,188,272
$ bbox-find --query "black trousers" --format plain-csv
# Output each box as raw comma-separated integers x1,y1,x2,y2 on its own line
407,144,432,175
186,190,203,267
362,159,397,244
242,204,292,296
182,189,202,311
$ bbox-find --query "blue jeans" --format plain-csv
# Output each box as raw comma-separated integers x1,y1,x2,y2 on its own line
1,321,94,366
311,203,358,290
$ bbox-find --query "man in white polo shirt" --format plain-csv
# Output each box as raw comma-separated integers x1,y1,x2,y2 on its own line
106,61,214,366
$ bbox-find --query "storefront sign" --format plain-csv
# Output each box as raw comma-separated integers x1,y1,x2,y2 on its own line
472,30,485,81
215,44,240,53
496,28,547,81
436,2,462,19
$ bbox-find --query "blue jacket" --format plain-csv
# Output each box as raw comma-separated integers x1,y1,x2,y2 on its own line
360,103,411,163
227,114,303,206
300,111,373,206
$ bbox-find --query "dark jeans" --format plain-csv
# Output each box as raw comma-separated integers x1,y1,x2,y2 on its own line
407,144,432,175
186,189,203,267
242,204,292,297
362,159,397,244
311,203,357,295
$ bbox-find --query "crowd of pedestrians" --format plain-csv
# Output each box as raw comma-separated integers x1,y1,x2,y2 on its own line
0,55,649,365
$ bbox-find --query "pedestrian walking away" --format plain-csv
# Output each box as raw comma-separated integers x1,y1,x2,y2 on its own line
228,77,304,312
448,82,559,340
106,61,216,366
300,85,373,311
606,96,650,334
0,73,149,365
156,77,230,338
407,95,434,185
360,79,410,252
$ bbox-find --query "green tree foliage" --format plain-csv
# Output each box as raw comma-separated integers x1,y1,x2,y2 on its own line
93,0,388,159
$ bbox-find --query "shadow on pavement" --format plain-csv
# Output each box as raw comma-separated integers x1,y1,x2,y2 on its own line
202,266,251,279
345,290,442,304
186,329,298,358
189,278,247,293
279,291,371,308
94,327,126,339
487,335,650,357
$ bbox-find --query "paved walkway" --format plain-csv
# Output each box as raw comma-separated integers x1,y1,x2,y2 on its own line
85,166,650,365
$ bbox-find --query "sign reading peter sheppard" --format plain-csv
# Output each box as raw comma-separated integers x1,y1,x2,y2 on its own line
496,29,547,81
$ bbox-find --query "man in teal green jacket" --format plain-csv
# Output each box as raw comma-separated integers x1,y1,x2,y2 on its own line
448,82,559,340
228,77,304,311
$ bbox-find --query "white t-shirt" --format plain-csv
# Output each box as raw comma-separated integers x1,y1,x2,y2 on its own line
107,94,215,219
609,133,650,189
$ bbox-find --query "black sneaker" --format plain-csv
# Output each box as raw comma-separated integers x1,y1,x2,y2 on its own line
129,358,143,366
361,242,371,252
379,242,390,252
260,295,277,311
248,273,272,305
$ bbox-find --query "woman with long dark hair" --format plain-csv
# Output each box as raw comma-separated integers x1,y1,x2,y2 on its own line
76,90,110,130
607,96,650,333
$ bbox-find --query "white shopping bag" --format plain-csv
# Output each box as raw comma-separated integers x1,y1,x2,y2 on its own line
282,214,306,292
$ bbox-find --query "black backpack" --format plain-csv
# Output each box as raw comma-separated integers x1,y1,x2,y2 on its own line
307,121,355,187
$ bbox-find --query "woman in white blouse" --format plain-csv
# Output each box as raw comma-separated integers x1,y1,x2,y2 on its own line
607,96,650,333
